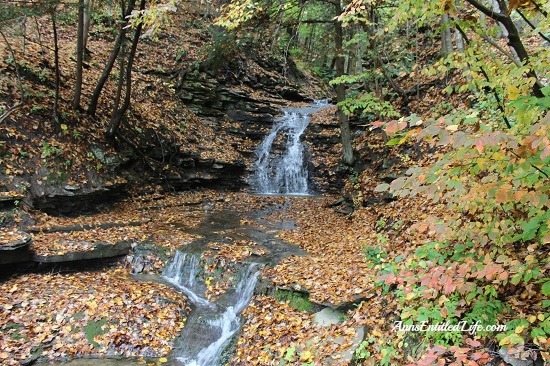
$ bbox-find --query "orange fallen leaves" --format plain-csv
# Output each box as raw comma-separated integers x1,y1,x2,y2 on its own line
0,269,190,365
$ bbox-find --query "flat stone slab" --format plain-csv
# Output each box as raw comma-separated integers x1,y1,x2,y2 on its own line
0,231,31,251
32,240,132,263
0,194,25,203
0,230,32,264
29,219,151,234
314,307,345,327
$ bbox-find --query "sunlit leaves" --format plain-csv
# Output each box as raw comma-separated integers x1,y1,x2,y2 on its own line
126,0,179,38
338,92,400,118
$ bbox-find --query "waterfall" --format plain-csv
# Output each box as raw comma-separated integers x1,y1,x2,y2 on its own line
163,252,211,308
163,251,259,366
252,100,330,195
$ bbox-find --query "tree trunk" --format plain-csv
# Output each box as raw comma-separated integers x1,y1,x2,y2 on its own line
109,45,126,134
82,0,94,53
52,13,61,125
72,0,85,110
466,0,544,97
87,0,136,115
107,0,146,138
334,1,353,166
440,14,453,57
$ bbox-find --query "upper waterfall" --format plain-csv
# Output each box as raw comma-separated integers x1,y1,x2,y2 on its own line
251,100,331,195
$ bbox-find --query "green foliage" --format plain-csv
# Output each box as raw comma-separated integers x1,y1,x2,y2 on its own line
354,338,372,359
284,346,296,362
355,334,398,365
41,141,62,158
337,92,399,119
311,66,335,84
364,245,387,266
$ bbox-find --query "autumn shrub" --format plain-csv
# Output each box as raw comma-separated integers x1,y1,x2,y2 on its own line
372,91,550,364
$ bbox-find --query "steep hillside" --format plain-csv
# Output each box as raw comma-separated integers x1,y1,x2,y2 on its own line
0,2,326,220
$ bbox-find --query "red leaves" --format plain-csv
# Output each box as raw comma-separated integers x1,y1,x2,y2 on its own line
475,139,484,154
415,344,491,366
384,119,408,136
417,352,440,366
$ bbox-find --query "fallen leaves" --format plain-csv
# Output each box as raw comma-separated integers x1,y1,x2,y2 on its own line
0,228,29,247
0,269,190,365
232,294,363,366
31,226,142,256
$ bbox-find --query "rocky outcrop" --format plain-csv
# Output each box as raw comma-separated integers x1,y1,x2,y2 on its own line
32,182,129,215
0,232,32,265
304,112,343,194
32,240,132,263
175,53,319,119
177,78,282,118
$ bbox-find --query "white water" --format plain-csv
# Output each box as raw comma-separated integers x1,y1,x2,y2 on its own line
163,251,259,366
164,252,212,308
252,100,330,195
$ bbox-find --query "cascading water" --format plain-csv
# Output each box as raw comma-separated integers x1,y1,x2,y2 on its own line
163,251,259,366
252,100,330,195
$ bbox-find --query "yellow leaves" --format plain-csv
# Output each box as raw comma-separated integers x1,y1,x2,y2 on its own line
0,268,190,363
499,333,524,346
508,0,538,12
507,85,521,101
528,315,537,323
300,350,313,362
158,357,168,363
372,329,383,338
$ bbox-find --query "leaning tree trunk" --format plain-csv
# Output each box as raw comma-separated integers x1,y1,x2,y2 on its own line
87,0,137,115
334,1,354,166
72,0,85,110
107,0,146,138
466,0,544,98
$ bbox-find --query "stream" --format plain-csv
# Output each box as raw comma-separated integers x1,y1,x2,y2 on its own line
161,204,305,366
161,100,329,365
163,252,259,365
42,101,328,365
